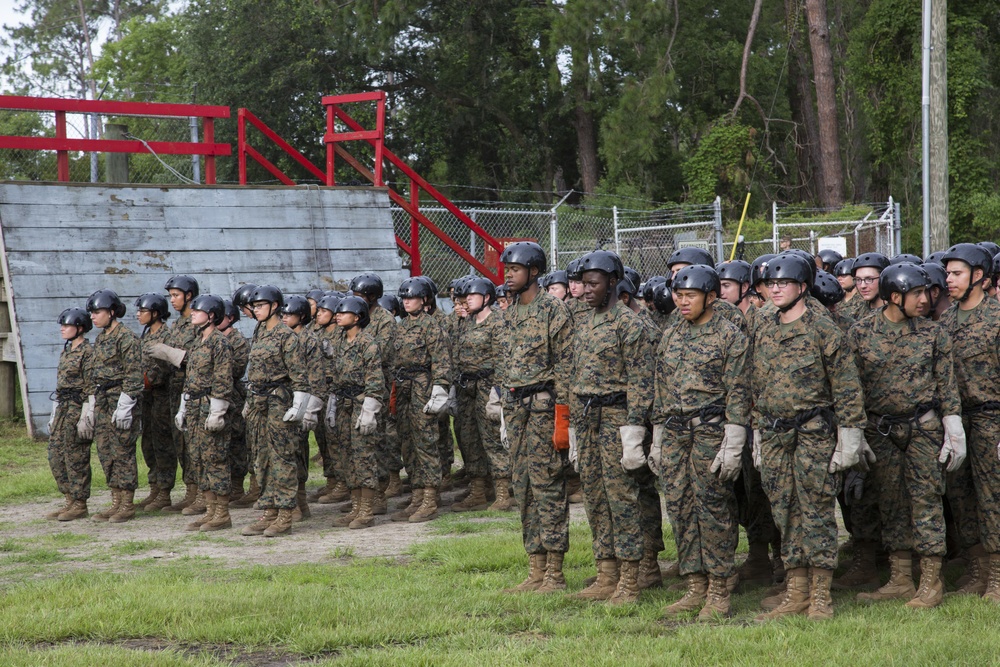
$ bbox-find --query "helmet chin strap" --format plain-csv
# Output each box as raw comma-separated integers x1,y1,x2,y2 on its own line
959,268,984,303
777,284,808,314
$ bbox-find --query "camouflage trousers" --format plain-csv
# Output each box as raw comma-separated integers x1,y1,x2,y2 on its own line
396,375,442,488
966,413,1000,553
506,392,569,555
247,393,299,510
636,465,665,557
93,393,140,491
322,404,346,484
140,389,176,490
48,401,91,500
659,422,737,577
867,421,946,557
578,405,643,562
945,457,980,551
313,412,332,479
736,444,779,547
187,397,231,496
331,395,380,490
455,382,497,479
760,427,840,570
169,384,196,486
382,376,404,475
847,470,882,542
439,415,456,479
228,395,250,481
295,430,310,485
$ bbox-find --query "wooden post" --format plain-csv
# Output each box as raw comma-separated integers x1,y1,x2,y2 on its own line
104,123,129,183
0,280,17,418
929,0,949,252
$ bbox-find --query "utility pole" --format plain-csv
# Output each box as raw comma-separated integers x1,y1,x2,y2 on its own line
922,0,949,256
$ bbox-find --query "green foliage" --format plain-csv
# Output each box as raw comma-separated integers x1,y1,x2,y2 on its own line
682,121,759,206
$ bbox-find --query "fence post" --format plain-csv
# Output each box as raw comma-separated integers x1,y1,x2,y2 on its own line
104,123,128,183
772,201,779,253
613,206,620,255
469,210,477,275
892,197,902,256
410,180,421,276
713,196,724,262
189,116,201,184
809,229,816,255
202,117,216,185
54,111,69,182
549,208,558,270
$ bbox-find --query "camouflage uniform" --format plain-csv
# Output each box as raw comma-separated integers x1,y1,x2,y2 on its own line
86,322,144,491
455,312,503,480
246,322,308,510
139,324,175,490
502,290,573,555
49,340,93,500
848,309,960,556
166,315,198,486
942,297,1000,553
634,307,667,558
572,303,654,562
367,305,400,483
224,328,250,483
394,311,452,488
329,330,386,490
654,310,749,577
183,329,234,495
751,305,867,570
433,309,457,477
317,325,344,483
295,328,326,484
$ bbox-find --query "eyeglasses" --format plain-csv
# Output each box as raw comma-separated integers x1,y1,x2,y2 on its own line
251,302,271,310
763,279,799,290
855,277,879,285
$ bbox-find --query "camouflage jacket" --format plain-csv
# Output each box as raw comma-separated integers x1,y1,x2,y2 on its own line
940,296,1000,409
367,305,399,372
139,323,172,391
457,310,504,379
296,327,327,397
501,289,573,402
246,321,308,393
183,329,233,402
566,297,591,324
329,329,386,401
653,309,749,425
56,339,91,399
395,311,452,388
224,328,249,382
570,302,653,425
847,308,960,418
665,298,748,336
86,322,143,398
166,314,197,390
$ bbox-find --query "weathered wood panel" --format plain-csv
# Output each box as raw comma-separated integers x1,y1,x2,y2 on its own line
0,182,406,437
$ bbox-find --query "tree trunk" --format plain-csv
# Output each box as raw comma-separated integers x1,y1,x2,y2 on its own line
570,46,599,195
786,0,824,203
804,0,844,208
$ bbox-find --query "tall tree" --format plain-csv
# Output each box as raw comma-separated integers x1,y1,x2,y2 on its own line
804,0,845,207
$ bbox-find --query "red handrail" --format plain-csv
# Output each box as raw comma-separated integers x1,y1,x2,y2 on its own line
237,108,325,185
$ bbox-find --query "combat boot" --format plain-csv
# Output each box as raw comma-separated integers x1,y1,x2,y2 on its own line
607,559,640,605
698,574,732,620
391,489,424,521
566,475,583,504
981,554,1000,604
241,509,277,536
662,573,708,619
262,508,294,537
181,489,208,516
489,478,514,511
57,499,88,521
136,485,159,510
333,490,361,528
663,560,681,579
755,568,810,621
349,488,377,529
318,480,350,504
308,478,335,502
537,552,567,592
760,581,788,611
93,489,121,522
109,489,136,523
738,541,774,588
832,540,879,590
384,471,404,498
145,488,172,511
232,475,260,508
409,488,440,523
229,476,245,505
452,478,489,512
906,555,944,609
46,494,72,520
570,559,620,601
858,551,915,602
164,483,197,513
955,544,989,595
807,568,835,620
186,500,214,531
505,554,547,593
202,496,232,532
638,550,663,589
291,483,310,522
372,488,387,516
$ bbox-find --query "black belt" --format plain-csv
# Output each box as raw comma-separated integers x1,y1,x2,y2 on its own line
394,365,430,382
761,406,834,434
458,369,493,388
95,379,122,395
871,400,940,450
247,379,291,402
50,388,84,404
183,389,210,401
577,392,627,431
333,384,364,400
509,382,553,402
963,401,1000,416
663,403,727,433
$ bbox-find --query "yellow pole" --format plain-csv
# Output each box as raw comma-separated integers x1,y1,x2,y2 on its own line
728,192,752,261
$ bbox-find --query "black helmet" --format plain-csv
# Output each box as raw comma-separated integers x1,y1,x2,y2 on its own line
716,260,751,285
566,258,583,281
164,275,199,298
547,270,569,287
58,307,93,333
190,294,226,326
762,254,813,285
922,262,948,291
851,252,890,275
890,253,923,265
811,270,845,307
817,249,844,271
994,252,1000,279
667,246,714,269
671,265,721,295
623,266,641,291
134,293,170,321
466,277,497,305
580,250,624,280
879,263,929,303
335,295,370,328
780,249,817,287
317,293,343,314
924,250,947,266
376,294,401,317
652,283,676,315
978,241,1000,258
349,273,384,300
232,283,258,309
249,284,283,307
833,258,855,277
495,283,510,298
500,241,547,273
222,298,240,323
941,243,993,277
398,277,433,300
413,276,439,301
616,277,637,298
750,254,777,286
306,288,326,303
452,275,475,298
86,289,126,318
642,276,667,301
279,295,312,325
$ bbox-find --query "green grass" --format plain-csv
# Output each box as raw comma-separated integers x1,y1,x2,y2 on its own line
110,540,164,556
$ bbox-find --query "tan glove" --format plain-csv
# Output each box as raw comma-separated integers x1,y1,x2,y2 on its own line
205,397,229,432
940,415,967,472
648,425,664,477
752,429,762,470
355,397,382,435
423,385,450,415
282,391,310,422
301,394,324,432
486,387,503,422
76,395,95,440
112,393,137,430
568,428,578,472
710,424,745,482
829,427,863,473
174,394,187,431
620,425,648,471
148,343,186,368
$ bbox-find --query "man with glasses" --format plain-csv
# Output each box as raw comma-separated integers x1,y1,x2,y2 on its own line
844,253,890,321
